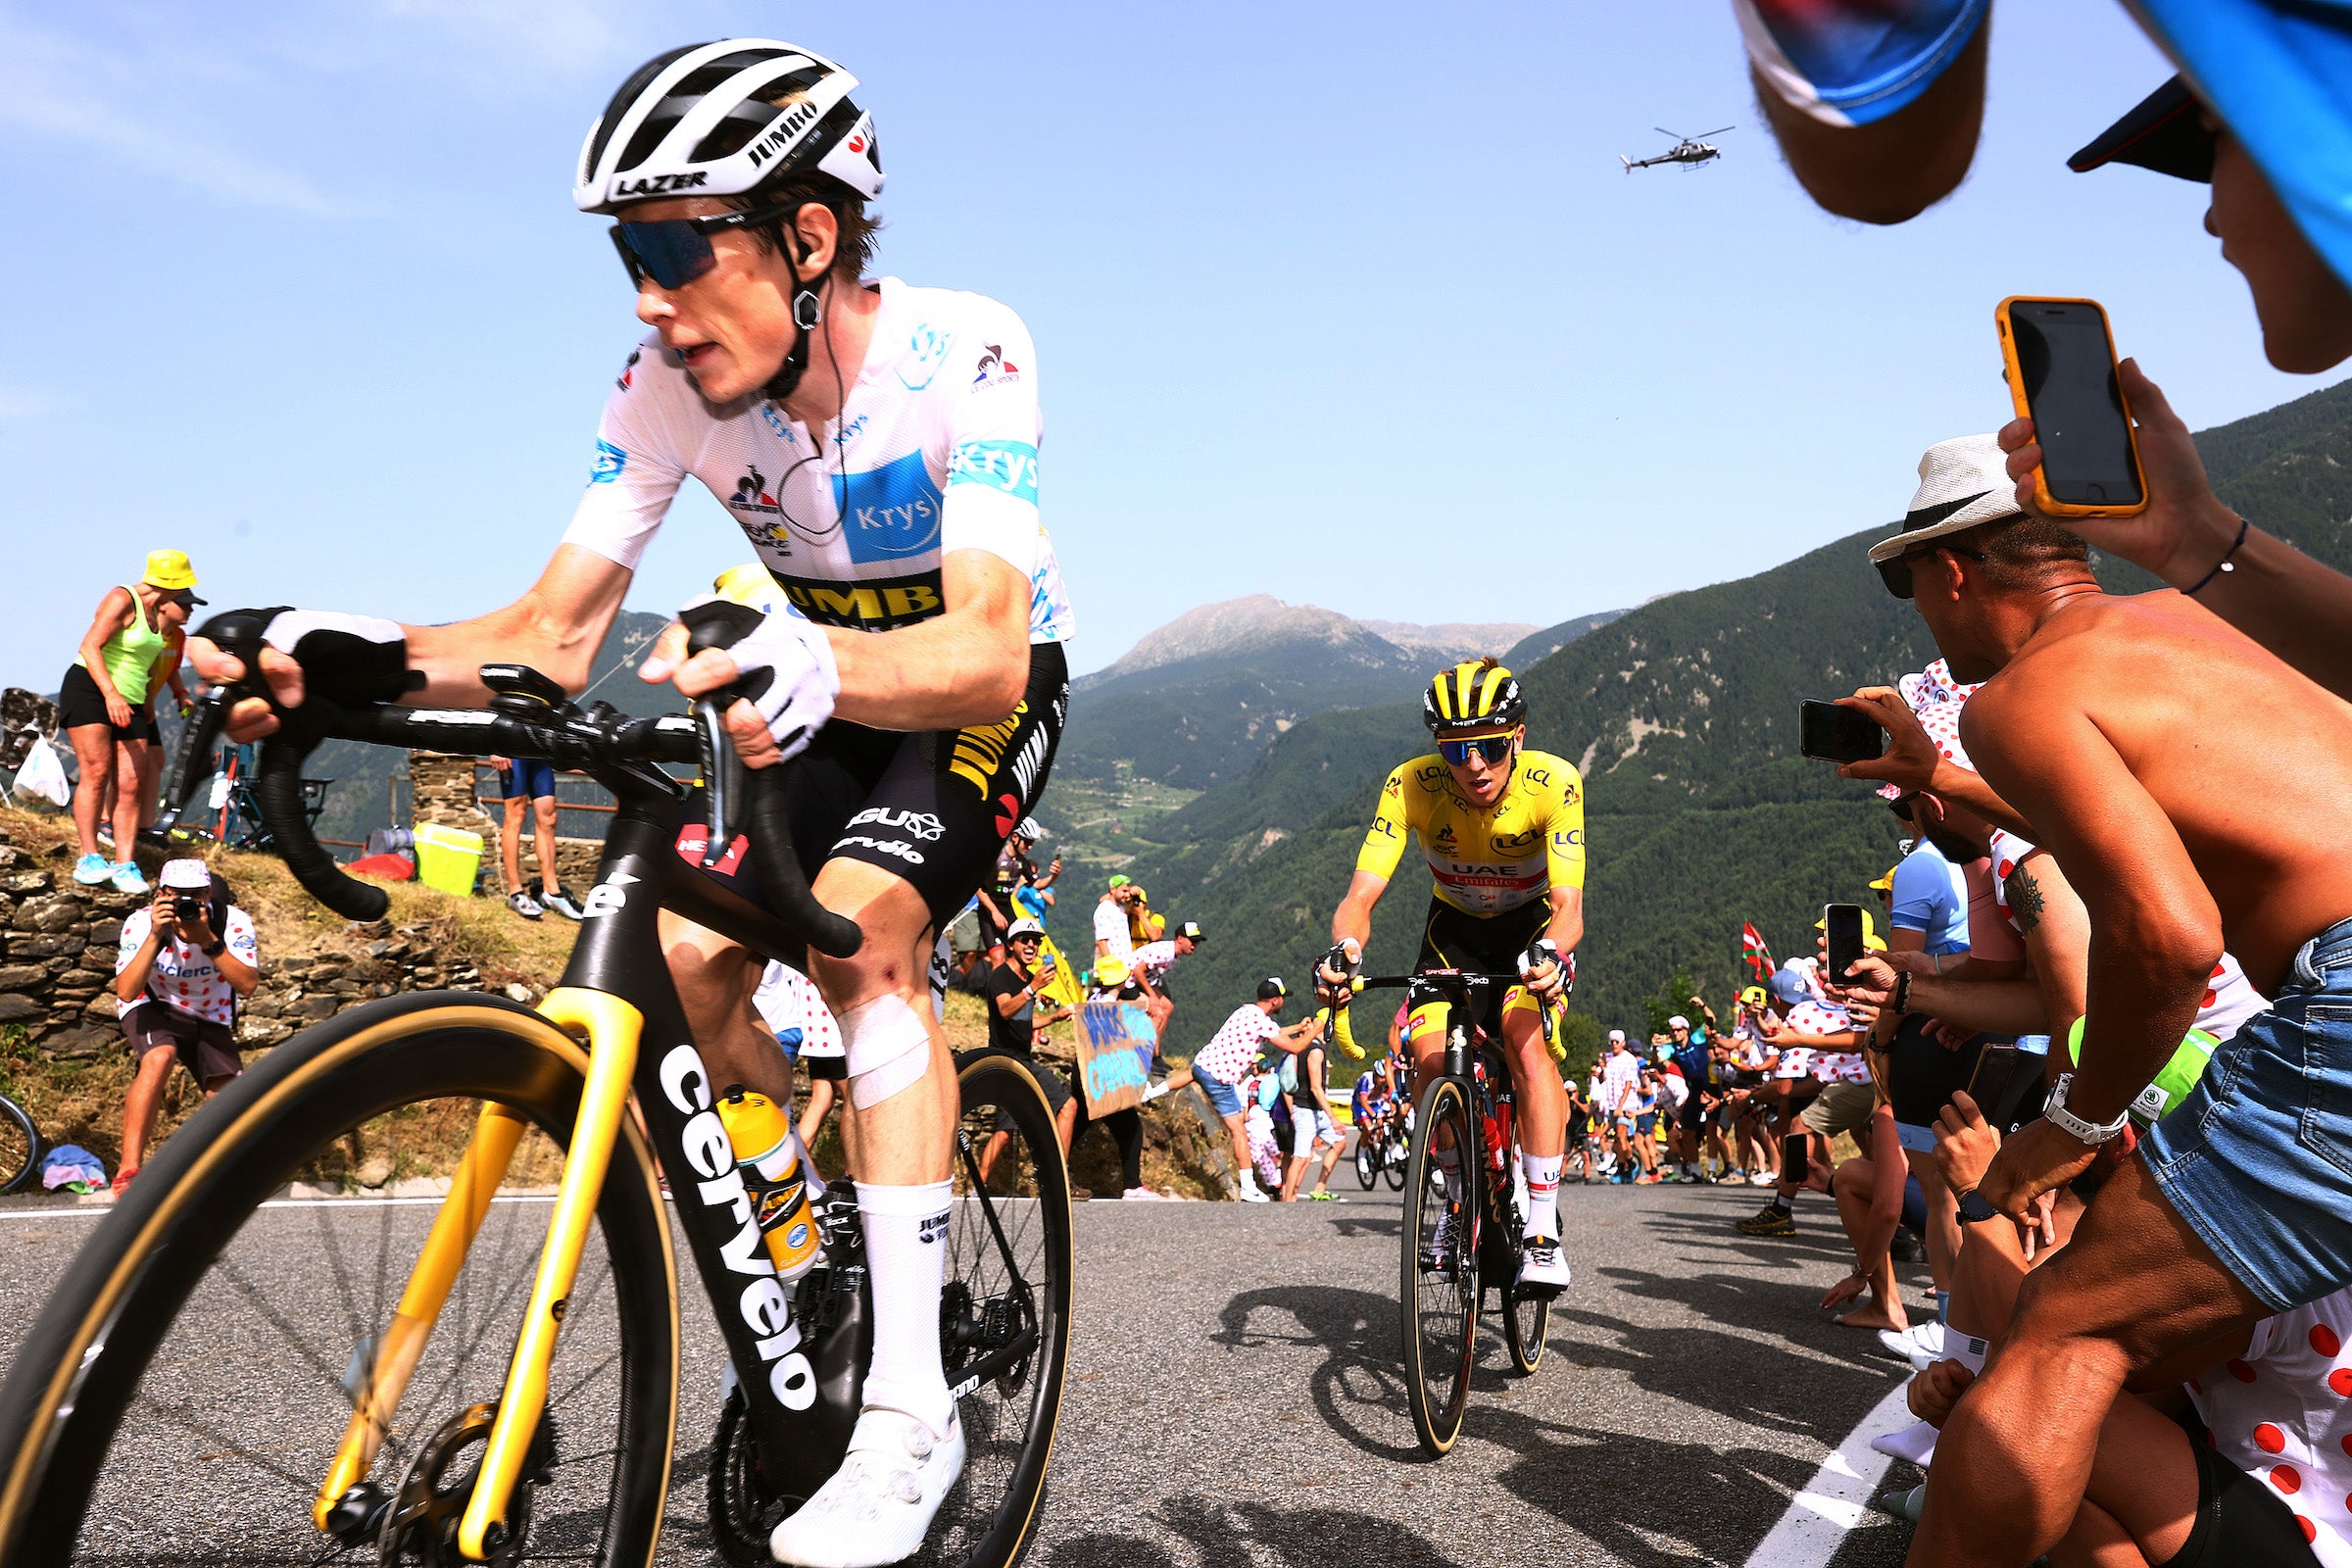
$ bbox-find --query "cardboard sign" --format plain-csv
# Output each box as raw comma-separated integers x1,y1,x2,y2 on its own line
1073,998,1157,1115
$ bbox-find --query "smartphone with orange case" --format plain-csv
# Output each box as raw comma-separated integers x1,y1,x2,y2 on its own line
1995,296,2148,516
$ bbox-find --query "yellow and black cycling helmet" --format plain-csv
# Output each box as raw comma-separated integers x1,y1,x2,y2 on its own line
1423,658,1527,736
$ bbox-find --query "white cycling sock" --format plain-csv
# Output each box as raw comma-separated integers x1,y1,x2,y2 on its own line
1872,1418,1939,1468
1948,1328,1989,1374
1523,1152,1562,1240
1436,1145,1462,1203
856,1179,955,1441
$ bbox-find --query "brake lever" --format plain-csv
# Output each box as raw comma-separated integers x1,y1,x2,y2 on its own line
675,600,769,869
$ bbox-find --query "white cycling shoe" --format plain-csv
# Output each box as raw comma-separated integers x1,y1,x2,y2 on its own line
1517,1237,1572,1297
1877,1320,1946,1370
767,1406,965,1568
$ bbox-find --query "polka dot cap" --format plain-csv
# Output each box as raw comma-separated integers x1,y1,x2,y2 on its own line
1876,659,1984,800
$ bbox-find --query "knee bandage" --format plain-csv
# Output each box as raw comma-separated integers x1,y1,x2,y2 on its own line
841,994,933,1110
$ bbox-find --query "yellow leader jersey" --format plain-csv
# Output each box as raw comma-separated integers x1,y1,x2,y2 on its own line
1355,751,1586,915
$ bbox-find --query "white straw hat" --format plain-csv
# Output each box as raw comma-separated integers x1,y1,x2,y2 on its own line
1868,435,2026,565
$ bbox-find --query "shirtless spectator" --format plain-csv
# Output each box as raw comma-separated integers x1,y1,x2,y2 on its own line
1853,428,2352,1566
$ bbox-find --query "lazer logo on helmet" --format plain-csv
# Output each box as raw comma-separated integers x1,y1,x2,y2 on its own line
658,1043,816,1410
746,99,825,170
612,171,710,197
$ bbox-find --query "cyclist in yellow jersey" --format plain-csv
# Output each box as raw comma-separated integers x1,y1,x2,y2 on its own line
1317,658,1583,1294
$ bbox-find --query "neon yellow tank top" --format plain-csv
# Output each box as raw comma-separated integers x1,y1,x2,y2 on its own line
75,585,167,707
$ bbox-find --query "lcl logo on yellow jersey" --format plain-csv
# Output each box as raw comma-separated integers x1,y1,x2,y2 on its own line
1491,827,1543,855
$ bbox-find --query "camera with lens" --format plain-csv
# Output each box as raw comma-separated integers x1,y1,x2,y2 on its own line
172,896,204,928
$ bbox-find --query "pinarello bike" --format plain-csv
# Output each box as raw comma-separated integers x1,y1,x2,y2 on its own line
0,608,1071,1567
1338,970,1553,1457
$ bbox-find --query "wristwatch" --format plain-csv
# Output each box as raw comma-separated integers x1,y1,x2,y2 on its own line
2044,1072,2131,1146
201,940,226,958
1956,1188,2002,1225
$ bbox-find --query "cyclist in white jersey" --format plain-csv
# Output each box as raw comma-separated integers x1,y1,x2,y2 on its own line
187,40,1061,1565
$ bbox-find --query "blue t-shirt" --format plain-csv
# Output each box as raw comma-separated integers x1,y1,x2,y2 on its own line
1673,1042,1712,1095
1890,841,1971,957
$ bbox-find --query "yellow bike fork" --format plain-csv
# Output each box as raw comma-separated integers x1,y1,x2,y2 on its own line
309,988,646,1561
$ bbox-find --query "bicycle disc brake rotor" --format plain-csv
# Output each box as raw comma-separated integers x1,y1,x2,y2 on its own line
377,1402,553,1567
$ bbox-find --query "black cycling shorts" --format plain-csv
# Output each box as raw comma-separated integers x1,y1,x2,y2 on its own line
1413,897,1549,1043
679,642,1067,934
2157,1433,2321,1568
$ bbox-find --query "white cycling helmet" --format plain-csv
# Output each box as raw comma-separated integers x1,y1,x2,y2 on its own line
574,39,884,214
1015,816,1045,841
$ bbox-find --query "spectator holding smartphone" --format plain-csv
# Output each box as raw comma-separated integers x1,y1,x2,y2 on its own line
111,858,259,1198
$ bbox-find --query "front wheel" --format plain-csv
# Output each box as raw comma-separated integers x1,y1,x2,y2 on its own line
1399,1076,1478,1458
0,993,678,1567
1383,1127,1408,1192
0,1091,38,1195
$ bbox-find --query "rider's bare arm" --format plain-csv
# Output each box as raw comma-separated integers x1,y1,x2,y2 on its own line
1542,887,1584,960
1330,869,1387,955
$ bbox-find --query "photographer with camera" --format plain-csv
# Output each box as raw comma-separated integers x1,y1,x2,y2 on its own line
111,858,259,1198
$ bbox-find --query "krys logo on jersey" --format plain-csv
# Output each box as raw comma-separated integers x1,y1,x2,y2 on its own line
826,448,942,564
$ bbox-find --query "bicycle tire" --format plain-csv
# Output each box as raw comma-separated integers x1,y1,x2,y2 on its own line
1383,1130,1407,1192
1399,1076,1477,1458
0,1092,38,1196
1353,1131,1377,1191
706,1049,1071,1568
0,992,678,1568
1501,1280,1549,1376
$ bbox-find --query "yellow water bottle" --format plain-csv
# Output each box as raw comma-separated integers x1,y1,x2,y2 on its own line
714,1088,821,1281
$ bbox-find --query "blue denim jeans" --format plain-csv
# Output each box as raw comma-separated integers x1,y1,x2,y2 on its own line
1192,1065,1243,1119
2143,915,2352,1311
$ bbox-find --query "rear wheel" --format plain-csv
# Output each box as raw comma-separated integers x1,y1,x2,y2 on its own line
0,1091,37,1194
1383,1128,1407,1191
1399,1076,1478,1458
0,994,678,1567
1501,1280,1550,1376
1353,1129,1378,1190
706,1049,1071,1568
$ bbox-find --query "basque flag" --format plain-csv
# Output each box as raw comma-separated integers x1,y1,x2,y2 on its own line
1740,922,1775,981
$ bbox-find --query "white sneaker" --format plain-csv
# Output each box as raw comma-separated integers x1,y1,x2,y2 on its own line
1121,1186,1169,1200
1517,1237,1572,1296
110,860,148,896
1876,1321,1946,1369
768,1407,966,1568
1237,1182,1270,1203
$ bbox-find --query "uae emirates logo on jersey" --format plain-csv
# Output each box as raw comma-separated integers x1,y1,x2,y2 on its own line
971,344,1022,389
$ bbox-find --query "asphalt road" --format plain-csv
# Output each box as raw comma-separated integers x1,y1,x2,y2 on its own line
0,1178,1924,1567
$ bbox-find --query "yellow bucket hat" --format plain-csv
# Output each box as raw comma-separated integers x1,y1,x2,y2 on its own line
142,549,202,596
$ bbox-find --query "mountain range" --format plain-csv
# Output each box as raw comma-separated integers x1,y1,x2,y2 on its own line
1037,375,2352,1055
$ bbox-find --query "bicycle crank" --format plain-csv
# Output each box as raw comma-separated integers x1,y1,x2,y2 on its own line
373,1402,556,1567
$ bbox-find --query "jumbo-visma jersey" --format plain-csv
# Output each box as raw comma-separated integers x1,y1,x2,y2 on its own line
562,277,1074,643
1355,751,1586,915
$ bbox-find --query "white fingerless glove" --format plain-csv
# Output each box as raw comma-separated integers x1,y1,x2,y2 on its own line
723,606,840,760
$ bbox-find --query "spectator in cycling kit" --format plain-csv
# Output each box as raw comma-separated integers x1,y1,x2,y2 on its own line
112,859,258,1199
974,816,1055,963
182,42,1056,1564
1322,660,1582,1293
485,755,582,921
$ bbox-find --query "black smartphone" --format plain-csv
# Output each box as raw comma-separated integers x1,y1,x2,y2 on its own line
1997,296,2146,514
1781,1133,1809,1180
1823,903,1866,983
1798,700,1886,764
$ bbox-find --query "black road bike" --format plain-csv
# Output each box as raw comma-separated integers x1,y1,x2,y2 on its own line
1352,971,1555,1457
1350,1103,1406,1193
0,610,1071,1567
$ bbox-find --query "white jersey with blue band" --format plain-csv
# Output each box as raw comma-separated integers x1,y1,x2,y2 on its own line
563,277,1075,644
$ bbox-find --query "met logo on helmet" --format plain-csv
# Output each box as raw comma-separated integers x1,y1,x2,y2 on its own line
612,171,710,197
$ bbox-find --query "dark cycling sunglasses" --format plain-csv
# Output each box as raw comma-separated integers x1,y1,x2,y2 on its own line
608,200,801,290
1876,541,1987,601
1438,735,1514,766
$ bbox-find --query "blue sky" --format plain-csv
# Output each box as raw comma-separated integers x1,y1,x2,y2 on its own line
1,0,2340,687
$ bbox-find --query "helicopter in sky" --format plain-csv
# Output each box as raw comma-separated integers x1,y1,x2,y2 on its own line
1621,125,1735,172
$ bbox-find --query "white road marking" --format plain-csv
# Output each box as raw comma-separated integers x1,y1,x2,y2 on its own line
1744,1379,1915,1567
